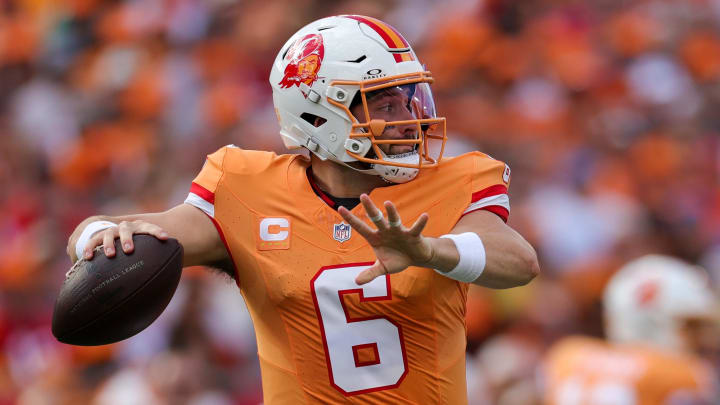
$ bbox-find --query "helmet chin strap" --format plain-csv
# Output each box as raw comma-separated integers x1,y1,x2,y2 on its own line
330,149,420,184
333,123,420,183
370,150,420,184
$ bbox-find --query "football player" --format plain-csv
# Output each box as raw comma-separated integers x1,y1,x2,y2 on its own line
542,255,720,405
67,15,539,404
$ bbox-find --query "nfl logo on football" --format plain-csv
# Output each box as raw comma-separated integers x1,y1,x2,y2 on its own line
333,223,351,243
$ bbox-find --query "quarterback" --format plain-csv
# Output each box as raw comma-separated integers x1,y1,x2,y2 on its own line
67,15,539,404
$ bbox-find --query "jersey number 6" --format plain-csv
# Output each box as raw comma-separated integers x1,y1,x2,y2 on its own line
311,263,408,395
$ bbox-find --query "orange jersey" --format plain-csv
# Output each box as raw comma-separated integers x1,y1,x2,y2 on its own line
184,146,511,404
542,336,718,405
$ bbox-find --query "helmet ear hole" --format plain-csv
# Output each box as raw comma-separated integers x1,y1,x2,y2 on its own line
300,113,327,128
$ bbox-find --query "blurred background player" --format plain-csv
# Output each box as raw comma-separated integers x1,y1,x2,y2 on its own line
542,255,720,405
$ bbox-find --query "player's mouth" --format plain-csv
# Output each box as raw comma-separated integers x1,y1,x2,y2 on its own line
389,145,415,155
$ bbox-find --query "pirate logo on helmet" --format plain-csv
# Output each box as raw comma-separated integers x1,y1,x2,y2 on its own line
278,33,324,97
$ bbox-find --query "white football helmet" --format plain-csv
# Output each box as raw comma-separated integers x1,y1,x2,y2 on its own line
604,254,718,352
269,15,447,183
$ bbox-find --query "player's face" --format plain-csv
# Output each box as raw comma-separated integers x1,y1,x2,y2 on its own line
350,84,418,156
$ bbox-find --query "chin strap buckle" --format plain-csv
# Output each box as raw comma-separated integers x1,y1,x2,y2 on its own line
326,86,348,103
306,136,320,152
344,138,369,156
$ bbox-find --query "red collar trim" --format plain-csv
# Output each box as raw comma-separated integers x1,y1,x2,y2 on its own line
306,167,336,208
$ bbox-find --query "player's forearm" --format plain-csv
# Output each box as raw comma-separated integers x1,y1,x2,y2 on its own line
470,227,539,288
67,205,227,266
68,214,158,255
423,226,539,289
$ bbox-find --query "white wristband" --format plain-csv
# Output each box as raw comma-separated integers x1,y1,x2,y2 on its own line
75,220,117,259
435,232,486,283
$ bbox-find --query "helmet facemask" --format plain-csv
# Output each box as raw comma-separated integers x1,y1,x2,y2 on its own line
327,71,447,183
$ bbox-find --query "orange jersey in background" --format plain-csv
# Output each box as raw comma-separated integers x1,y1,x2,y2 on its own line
543,336,718,405
184,146,510,404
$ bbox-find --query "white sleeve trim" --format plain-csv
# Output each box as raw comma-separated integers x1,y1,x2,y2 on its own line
185,192,215,218
462,194,510,215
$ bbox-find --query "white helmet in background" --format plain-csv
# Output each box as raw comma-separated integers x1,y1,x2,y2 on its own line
604,254,718,352
269,15,447,183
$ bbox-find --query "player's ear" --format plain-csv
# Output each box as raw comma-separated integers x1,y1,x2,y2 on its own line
313,116,327,127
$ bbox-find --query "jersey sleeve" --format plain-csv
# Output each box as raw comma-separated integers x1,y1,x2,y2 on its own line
662,361,719,405
184,146,231,218
462,154,512,222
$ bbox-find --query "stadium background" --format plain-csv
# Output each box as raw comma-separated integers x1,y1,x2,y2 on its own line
0,0,719,403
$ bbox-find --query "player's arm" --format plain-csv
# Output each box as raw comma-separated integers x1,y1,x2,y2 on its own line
432,209,539,288
340,195,538,288
66,203,228,268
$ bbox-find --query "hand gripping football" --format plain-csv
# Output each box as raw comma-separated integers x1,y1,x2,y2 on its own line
52,235,183,346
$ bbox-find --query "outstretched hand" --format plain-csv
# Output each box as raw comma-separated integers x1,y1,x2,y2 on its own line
338,194,433,285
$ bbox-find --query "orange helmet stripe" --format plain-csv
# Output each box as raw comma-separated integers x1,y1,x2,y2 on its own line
344,15,415,63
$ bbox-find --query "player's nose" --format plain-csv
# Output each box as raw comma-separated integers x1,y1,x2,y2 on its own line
390,109,418,137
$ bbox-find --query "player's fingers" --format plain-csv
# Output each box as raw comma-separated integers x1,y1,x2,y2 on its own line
360,194,387,230
384,201,402,229
83,231,107,260
407,213,429,237
355,261,388,285
338,206,375,239
136,221,170,240
102,228,118,257
82,240,96,260
118,221,135,254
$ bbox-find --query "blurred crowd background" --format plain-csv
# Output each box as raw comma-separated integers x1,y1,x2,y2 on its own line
1,0,719,404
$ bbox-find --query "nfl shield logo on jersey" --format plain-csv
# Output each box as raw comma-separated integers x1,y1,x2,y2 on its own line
333,223,352,243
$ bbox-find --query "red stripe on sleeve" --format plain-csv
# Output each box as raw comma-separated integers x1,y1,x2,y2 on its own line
190,183,215,204
462,205,509,223
471,184,508,203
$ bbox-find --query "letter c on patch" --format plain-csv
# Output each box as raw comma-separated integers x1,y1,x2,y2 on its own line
260,218,290,241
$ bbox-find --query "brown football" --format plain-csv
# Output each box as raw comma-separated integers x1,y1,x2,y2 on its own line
52,235,183,346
